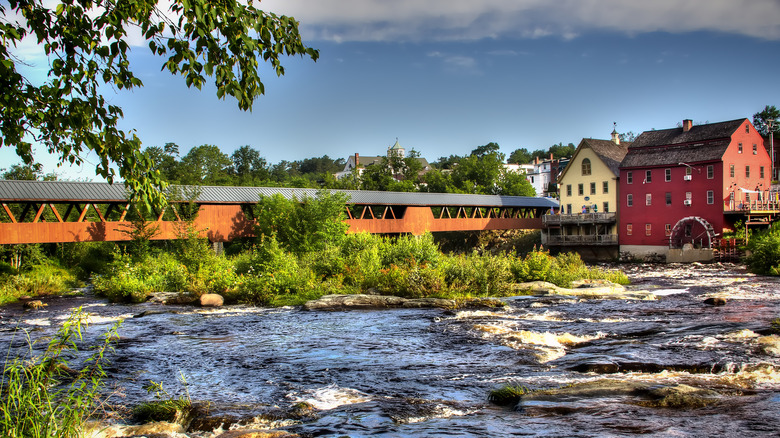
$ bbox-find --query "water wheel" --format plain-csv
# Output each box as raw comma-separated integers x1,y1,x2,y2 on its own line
669,216,717,249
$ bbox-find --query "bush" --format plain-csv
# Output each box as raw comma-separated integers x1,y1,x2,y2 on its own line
0,264,77,304
746,223,780,275
380,233,440,268
511,247,555,283
377,262,445,298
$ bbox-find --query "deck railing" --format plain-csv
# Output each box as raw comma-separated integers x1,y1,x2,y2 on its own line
542,212,617,226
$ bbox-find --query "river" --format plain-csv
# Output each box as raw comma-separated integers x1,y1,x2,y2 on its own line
2,262,779,437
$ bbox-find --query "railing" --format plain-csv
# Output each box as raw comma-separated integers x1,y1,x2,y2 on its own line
543,234,619,246
542,212,617,226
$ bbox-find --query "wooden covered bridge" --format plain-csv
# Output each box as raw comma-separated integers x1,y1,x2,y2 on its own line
0,180,558,245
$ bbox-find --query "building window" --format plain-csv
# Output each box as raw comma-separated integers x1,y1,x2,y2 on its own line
707,190,714,204
665,168,671,182
566,204,572,214
578,183,584,196
753,144,758,155
582,158,591,176
645,170,652,183
646,193,652,206
730,164,735,178
666,192,672,205
707,165,714,179
746,166,750,178
603,181,609,194
685,167,692,178
627,224,633,235
685,224,692,237
645,223,652,236
761,166,765,178
738,143,743,153
686,192,692,203
590,182,596,195
603,202,609,213
746,124,750,134
627,194,633,207
627,171,633,184
566,184,572,196
665,224,672,236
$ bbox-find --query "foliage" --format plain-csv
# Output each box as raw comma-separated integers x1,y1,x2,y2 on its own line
507,148,532,164
745,223,780,275
253,190,350,255
441,251,514,296
0,0,317,207
0,263,77,305
753,105,780,137
133,373,193,425
117,204,161,261
380,233,441,268
0,307,121,438
377,262,446,298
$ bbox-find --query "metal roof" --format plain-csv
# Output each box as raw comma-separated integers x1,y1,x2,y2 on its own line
0,180,559,208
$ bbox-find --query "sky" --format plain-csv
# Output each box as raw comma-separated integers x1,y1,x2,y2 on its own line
4,0,780,180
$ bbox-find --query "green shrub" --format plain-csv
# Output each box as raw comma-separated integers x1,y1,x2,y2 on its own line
380,233,440,268
0,264,77,304
0,308,121,438
746,224,780,275
511,247,554,282
377,262,445,298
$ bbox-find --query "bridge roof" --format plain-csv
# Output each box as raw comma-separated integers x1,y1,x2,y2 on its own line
0,180,558,208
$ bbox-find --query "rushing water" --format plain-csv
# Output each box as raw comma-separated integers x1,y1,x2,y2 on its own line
2,263,780,437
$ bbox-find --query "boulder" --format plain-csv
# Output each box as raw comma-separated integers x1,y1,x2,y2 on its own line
215,431,298,438
200,293,224,307
302,294,456,311
513,281,655,300
703,297,727,306
23,300,46,310
147,292,196,305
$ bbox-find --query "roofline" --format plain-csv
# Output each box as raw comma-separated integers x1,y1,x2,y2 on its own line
0,180,559,209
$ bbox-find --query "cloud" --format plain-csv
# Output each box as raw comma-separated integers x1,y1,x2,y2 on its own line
259,0,780,42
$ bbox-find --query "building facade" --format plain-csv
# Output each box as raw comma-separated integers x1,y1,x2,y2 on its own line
619,118,774,260
542,131,628,260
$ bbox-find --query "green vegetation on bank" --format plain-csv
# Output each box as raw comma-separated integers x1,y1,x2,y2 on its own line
0,190,627,306
745,222,780,275
0,308,121,438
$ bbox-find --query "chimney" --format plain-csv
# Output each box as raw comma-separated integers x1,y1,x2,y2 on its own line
683,119,693,132
354,153,359,168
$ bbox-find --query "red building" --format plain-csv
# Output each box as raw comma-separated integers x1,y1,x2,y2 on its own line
619,118,776,261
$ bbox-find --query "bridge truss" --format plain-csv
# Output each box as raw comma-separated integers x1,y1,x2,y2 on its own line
0,181,558,244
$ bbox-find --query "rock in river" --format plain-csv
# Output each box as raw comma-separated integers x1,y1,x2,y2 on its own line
303,294,456,311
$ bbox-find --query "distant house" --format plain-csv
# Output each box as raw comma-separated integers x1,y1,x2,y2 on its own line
335,139,431,180
619,118,776,262
542,130,629,260
525,155,569,198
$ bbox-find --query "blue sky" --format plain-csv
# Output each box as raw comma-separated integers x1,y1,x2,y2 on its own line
5,0,780,179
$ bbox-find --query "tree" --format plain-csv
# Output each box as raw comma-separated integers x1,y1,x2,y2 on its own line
471,142,501,158
1,163,56,181
0,0,318,207
145,143,180,183
178,145,233,186
548,142,576,159
231,145,269,185
507,148,532,164
753,105,780,137
619,131,637,142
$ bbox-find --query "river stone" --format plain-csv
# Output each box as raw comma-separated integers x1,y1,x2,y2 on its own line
302,294,457,310
88,420,184,437
514,281,655,300
703,297,727,306
214,431,298,438
147,292,196,305
758,335,780,356
23,300,46,309
200,293,225,307
636,384,720,409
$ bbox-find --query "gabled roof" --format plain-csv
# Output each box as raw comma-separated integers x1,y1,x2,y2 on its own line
0,180,559,208
559,138,629,181
621,119,747,168
629,119,745,148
